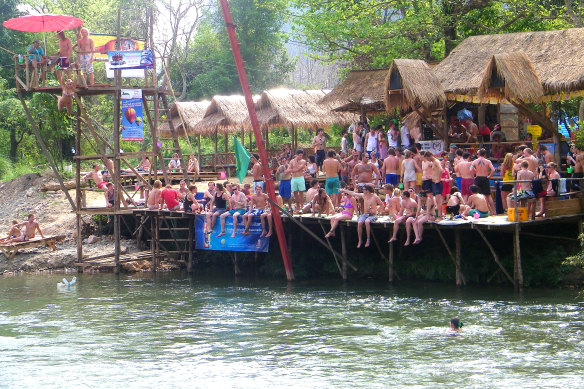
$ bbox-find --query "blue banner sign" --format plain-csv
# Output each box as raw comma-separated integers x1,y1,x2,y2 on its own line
194,214,270,252
108,50,154,70
121,89,143,141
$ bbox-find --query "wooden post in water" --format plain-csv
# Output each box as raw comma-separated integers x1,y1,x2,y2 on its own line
513,224,523,290
187,216,193,274
388,241,394,283
454,229,463,286
340,225,347,280
113,9,122,274
75,105,83,272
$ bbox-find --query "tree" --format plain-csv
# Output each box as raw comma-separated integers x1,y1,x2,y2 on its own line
289,0,575,69
0,78,32,162
172,0,295,100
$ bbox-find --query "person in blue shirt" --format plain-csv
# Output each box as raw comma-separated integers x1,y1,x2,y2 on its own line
27,39,46,86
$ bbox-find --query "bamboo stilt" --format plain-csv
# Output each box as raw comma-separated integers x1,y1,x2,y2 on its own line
513,224,523,290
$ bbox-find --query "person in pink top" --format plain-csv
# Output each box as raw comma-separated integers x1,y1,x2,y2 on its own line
160,183,180,211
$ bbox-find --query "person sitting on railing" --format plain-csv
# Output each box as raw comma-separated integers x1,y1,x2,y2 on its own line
536,163,561,218
27,39,47,87
168,153,181,172
136,156,151,172
187,154,199,175
507,161,536,219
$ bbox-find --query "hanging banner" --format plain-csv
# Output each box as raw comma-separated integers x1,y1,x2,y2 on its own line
419,140,444,155
194,214,270,252
93,34,145,60
108,50,154,70
121,89,143,141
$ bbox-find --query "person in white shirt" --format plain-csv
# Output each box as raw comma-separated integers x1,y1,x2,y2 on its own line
400,124,411,148
364,128,378,158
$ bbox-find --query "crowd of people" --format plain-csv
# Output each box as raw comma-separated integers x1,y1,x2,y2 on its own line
77,118,582,247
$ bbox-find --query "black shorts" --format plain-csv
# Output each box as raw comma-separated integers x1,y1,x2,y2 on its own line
316,149,325,167
422,179,433,193
446,204,460,214
474,176,491,196
501,184,513,192
432,181,443,196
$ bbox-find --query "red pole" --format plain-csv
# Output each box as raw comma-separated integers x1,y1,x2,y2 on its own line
218,0,294,281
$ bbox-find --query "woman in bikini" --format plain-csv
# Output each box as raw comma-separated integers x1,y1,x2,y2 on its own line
324,192,357,238
405,192,435,246
445,186,467,219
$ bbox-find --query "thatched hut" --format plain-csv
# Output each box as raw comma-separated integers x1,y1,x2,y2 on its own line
477,51,544,102
384,59,446,113
319,69,389,113
193,95,256,134
434,28,584,97
159,101,210,138
251,88,355,129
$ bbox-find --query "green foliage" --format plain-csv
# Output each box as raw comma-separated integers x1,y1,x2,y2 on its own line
173,0,294,100
289,0,576,69
563,234,584,268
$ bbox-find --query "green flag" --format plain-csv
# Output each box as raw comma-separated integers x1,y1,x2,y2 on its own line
234,136,251,183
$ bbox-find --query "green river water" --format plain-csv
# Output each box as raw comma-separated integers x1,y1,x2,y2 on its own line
0,272,583,388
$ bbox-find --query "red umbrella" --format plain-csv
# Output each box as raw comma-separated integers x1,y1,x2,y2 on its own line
3,14,83,32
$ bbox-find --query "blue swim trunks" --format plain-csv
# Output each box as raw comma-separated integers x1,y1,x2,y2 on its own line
325,176,340,195
279,179,291,199
385,173,399,186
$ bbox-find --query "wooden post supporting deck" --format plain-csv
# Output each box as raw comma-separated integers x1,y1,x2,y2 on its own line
188,216,193,274
341,225,347,280
454,230,463,287
388,241,394,283
76,106,83,272
513,224,523,290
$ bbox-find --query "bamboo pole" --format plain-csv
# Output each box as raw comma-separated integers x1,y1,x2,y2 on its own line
75,105,83,272
113,8,122,274
388,241,394,283
340,225,347,280
318,220,343,277
475,228,513,284
454,229,463,286
513,224,523,290
188,216,193,274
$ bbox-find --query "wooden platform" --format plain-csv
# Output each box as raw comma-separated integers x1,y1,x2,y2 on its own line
0,235,66,259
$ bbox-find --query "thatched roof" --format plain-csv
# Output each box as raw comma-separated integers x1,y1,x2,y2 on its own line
159,101,210,137
248,88,357,129
477,51,544,102
319,69,389,113
193,95,257,135
434,28,584,96
384,59,446,112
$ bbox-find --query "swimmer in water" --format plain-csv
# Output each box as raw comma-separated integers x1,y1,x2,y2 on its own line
450,317,463,331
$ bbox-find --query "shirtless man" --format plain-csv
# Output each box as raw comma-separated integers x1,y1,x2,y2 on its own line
251,154,264,190
539,145,555,165
75,27,95,85
147,180,163,210
507,161,536,218
352,153,381,188
455,153,474,201
277,157,293,209
311,128,326,172
453,148,464,189
82,163,107,190
388,191,418,243
464,118,479,143
301,180,320,213
341,185,384,248
381,148,400,186
323,150,342,206
470,148,496,215
243,185,269,235
346,151,361,186
573,147,584,190
463,185,491,218
12,214,45,242
514,148,539,175
413,145,424,191
287,149,307,213
54,31,72,84
424,151,444,217
0,220,22,243
218,184,248,238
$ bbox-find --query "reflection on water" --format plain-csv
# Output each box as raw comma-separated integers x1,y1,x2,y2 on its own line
0,272,583,388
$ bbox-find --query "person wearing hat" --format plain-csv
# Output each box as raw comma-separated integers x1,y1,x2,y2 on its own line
54,30,72,84
27,39,46,87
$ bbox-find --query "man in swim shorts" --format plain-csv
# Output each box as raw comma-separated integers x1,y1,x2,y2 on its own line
341,185,384,248
455,152,474,201
75,27,95,85
470,148,495,215
287,149,307,213
82,163,108,190
54,31,72,84
463,185,490,218
311,128,326,172
381,148,400,186
323,150,342,206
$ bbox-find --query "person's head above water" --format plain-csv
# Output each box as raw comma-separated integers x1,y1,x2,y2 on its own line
450,317,463,331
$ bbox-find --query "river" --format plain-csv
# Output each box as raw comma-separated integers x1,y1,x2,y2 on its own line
0,272,582,388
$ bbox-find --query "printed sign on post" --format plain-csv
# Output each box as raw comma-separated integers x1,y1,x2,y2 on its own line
419,140,444,155
194,214,270,252
121,89,143,141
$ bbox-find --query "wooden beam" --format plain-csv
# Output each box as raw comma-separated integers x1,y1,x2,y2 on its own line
454,229,464,286
513,224,523,290
17,92,76,210
75,106,83,272
340,225,347,280
475,228,514,284
318,220,343,277
388,241,394,283
433,225,466,285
